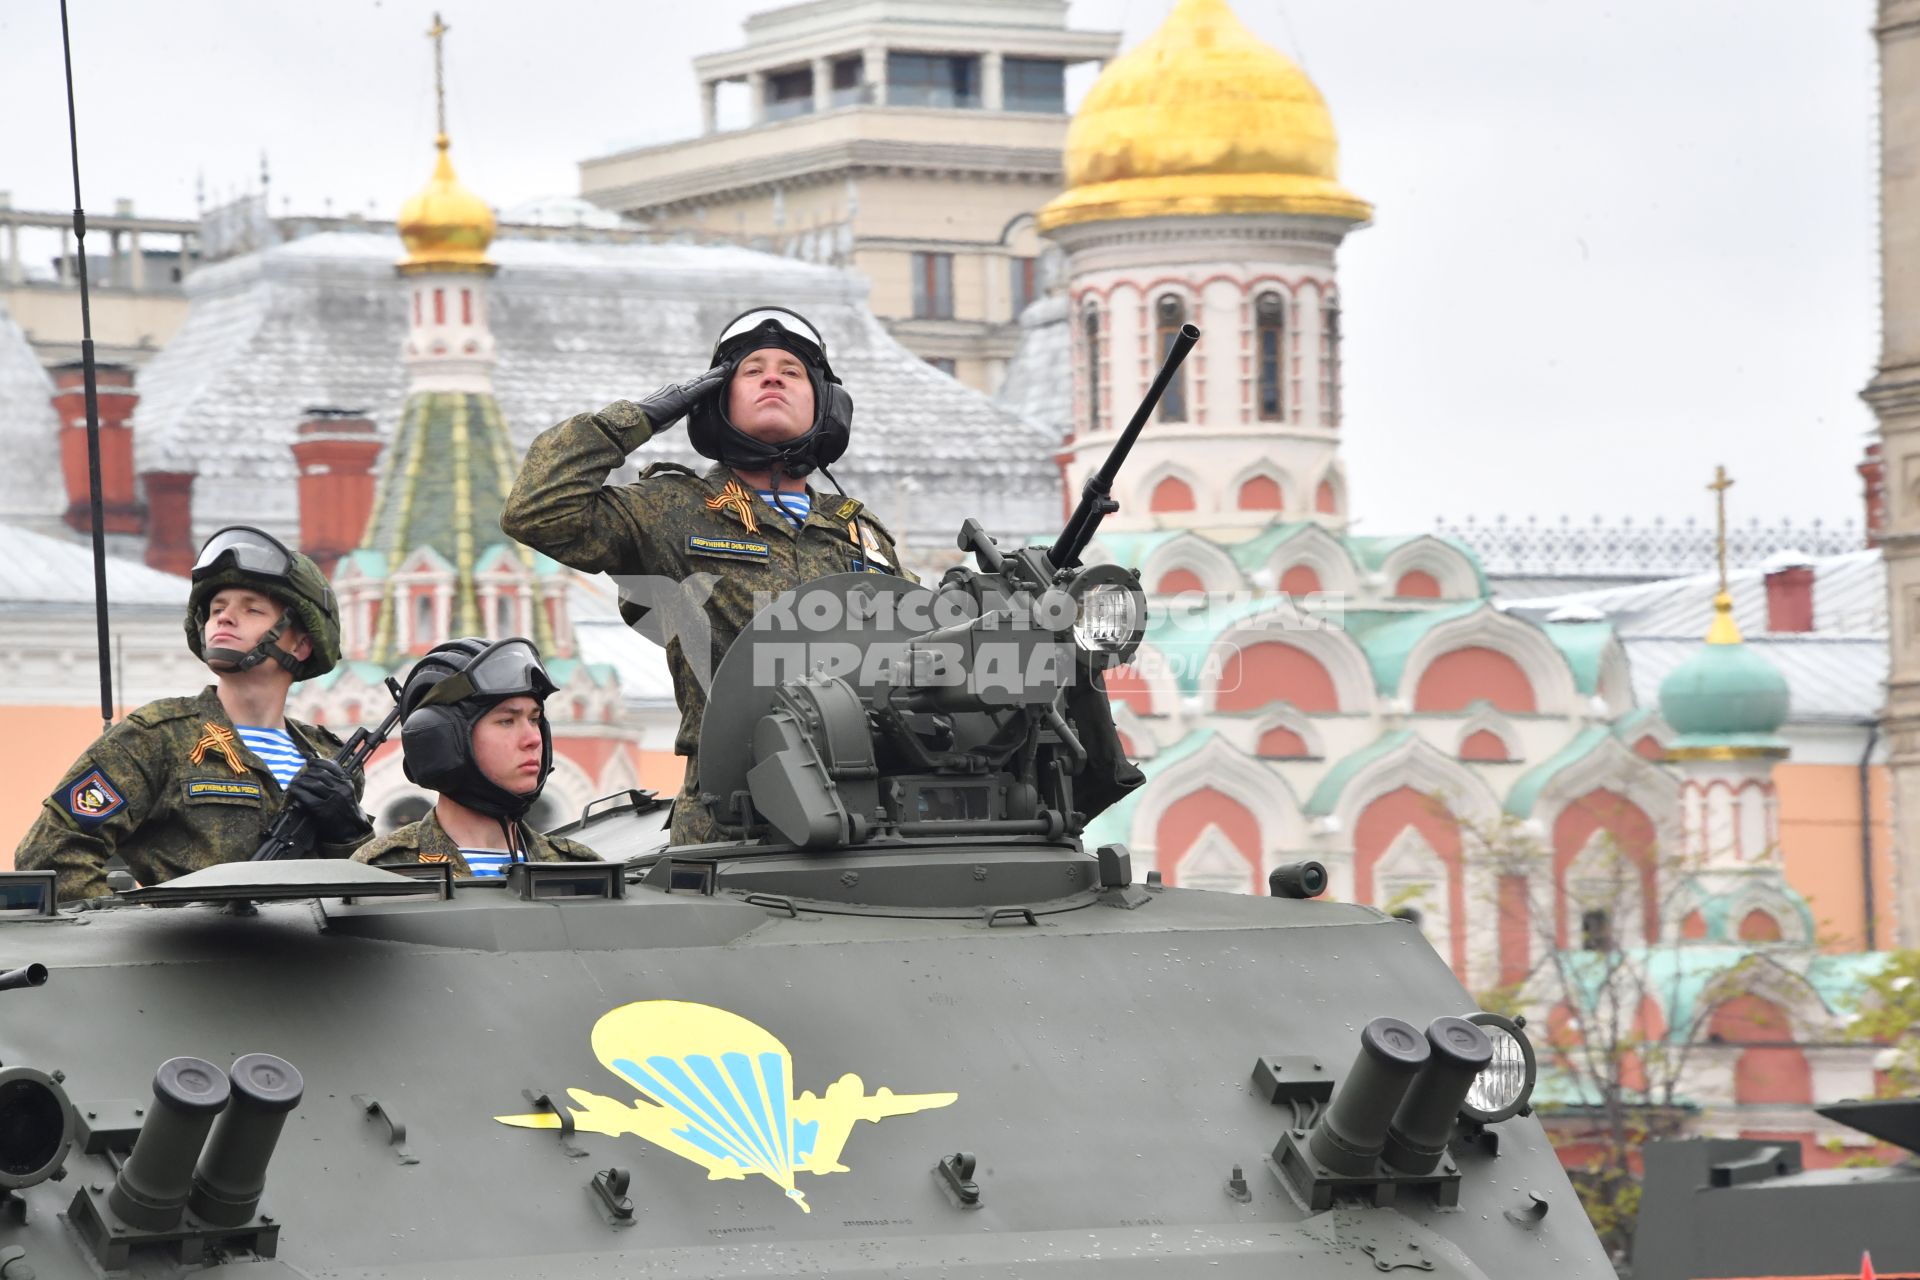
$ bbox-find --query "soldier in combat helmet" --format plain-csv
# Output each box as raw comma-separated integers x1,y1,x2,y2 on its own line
502,307,916,845
353,637,601,875
15,525,373,901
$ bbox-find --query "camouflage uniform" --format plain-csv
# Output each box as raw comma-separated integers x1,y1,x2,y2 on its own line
351,808,601,876
502,399,914,843
15,686,363,903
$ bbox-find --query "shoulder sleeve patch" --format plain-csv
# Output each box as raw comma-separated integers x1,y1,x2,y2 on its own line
62,768,126,827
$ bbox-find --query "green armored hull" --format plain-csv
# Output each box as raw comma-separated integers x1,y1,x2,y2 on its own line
0,839,1612,1278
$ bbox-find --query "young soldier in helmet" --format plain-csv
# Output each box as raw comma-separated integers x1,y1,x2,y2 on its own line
352,637,601,874
16,526,373,902
502,307,916,845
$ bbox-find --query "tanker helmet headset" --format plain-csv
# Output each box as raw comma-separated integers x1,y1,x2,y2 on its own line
398,637,558,821
186,525,341,681
686,306,852,477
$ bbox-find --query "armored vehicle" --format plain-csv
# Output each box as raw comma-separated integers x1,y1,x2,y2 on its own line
0,329,1613,1277
1630,1098,1920,1280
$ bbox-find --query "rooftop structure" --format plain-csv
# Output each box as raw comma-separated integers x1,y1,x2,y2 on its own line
577,0,1119,394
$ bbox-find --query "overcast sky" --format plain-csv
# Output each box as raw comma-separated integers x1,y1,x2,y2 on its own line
0,1,1883,535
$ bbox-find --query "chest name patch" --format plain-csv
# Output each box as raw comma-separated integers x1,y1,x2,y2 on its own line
688,535,771,560
63,769,125,826
185,779,265,803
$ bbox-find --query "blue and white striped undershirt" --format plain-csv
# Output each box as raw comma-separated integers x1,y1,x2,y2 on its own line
756,489,811,529
460,850,515,879
233,725,304,789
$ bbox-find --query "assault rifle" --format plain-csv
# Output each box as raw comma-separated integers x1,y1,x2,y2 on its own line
251,676,404,861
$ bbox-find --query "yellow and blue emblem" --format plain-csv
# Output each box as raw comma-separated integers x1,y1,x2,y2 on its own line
496,1001,957,1213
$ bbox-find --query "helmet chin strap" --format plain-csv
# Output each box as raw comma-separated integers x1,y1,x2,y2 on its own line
203,609,301,676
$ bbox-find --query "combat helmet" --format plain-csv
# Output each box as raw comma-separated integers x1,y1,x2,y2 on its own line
687,306,852,477
398,637,558,821
186,525,341,681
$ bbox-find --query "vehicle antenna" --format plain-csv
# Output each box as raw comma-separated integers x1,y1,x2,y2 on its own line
58,0,116,730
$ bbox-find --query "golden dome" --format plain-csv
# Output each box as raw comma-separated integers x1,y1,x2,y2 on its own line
1036,0,1370,232
397,134,496,274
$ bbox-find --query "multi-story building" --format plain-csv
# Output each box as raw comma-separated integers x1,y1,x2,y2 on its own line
577,0,1119,394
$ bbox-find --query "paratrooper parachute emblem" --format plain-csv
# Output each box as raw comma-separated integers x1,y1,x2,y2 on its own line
496,1000,957,1212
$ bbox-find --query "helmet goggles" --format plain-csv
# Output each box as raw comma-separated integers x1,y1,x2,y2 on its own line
415,638,557,710
192,526,296,585
714,307,829,369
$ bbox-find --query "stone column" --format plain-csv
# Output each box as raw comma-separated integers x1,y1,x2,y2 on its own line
747,70,768,125
129,227,145,290
863,46,887,106
813,57,833,112
1865,0,1920,946
5,222,19,285
700,80,718,134
983,50,1005,111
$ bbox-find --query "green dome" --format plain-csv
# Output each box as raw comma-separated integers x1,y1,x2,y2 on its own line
1658,636,1790,740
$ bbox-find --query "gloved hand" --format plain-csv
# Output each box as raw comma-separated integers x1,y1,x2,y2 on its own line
635,366,728,435
284,758,370,845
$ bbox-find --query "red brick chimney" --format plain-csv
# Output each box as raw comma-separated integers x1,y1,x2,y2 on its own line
141,471,196,576
1860,440,1886,548
50,362,143,535
1763,552,1816,634
291,408,382,577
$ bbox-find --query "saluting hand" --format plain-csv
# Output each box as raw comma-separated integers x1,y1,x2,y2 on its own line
635,366,728,435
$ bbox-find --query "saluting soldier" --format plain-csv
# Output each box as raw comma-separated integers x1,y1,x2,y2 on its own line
352,636,601,875
502,307,915,845
15,526,373,902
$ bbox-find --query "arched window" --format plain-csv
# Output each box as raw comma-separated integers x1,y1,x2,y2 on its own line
1314,479,1338,514
1319,296,1341,426
1255,291,1286,421
1082,304,1102,435
1156,295,1187,422
1150,476,1196,512
413,592,435,647
1238,474,1284,510
494,593,514,638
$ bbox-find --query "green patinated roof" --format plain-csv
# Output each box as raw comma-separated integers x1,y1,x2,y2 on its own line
337,548,389,579
1345,533,1491,597
1539,620,1613,695
1659,639,1791,742
1305,729,1414,816
1340,604,1482,693
357,391,555,662
1609,706,1656,741
1504,724,1610,816
1080,727,1216,847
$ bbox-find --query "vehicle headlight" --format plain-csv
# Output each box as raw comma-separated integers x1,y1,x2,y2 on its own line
1460,1011,1536,1124
1067,565,1146,668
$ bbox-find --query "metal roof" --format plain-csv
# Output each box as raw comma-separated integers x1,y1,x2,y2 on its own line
0,520,186,606
1624,634,1885,725
0,297,65,536
130,231,1060,554
1505,550,1886,640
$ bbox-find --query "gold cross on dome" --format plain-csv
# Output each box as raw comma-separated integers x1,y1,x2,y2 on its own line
1708,465,1734,594
427,13,451,139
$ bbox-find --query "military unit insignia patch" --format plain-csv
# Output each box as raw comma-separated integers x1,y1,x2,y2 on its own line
63,769,125,826
687,535,771,560
834,497,862,520
185,779,265,804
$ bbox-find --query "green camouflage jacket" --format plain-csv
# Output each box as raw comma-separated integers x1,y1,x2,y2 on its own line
501,399,915,843
350,808,601,876
14,686,366,902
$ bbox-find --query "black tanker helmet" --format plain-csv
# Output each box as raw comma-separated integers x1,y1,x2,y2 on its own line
686,306,852,477
186,525,341,680
399,637,558,822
